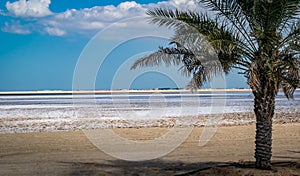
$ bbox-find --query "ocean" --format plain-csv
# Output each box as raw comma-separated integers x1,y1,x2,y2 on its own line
0,91,299,133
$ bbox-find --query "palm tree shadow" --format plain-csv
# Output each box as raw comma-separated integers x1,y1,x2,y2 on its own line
62,159,223,176
60,159,300,176
287,150,300,154
273,150,300,160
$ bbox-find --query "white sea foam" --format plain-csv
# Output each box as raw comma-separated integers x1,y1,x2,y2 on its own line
0,92,299,133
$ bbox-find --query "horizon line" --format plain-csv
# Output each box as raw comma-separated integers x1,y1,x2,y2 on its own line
0,88,256,95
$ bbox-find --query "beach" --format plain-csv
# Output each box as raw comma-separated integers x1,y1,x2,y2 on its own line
0,123,299,175
1,0,299,174
0,91,299,175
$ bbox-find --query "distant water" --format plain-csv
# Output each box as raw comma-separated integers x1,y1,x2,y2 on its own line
0,91,299,133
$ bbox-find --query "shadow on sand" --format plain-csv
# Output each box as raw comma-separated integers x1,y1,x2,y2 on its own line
61,159,300,176
273,150,300,160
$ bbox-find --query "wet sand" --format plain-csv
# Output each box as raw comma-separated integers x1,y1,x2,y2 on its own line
0,123,299,175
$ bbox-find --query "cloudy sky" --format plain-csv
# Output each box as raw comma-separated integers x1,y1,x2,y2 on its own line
0,0,247,91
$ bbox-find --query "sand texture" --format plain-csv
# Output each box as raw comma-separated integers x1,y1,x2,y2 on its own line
0,123,299,175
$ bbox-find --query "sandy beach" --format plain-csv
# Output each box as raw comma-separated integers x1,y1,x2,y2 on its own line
0,92,299,175
0,123,299,175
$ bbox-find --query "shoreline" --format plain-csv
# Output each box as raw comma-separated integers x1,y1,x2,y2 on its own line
1,112,299,134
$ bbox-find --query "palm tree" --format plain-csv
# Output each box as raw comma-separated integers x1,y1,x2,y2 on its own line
131,0,300,169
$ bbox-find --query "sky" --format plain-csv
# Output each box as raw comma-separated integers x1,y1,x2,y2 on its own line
0,0,248,91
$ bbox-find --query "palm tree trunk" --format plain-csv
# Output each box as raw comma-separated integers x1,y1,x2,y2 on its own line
253,79,276,169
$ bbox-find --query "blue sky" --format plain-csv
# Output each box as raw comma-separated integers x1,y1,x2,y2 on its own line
0,0,247,91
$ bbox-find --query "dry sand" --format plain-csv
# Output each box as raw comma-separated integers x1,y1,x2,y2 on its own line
0,123,299,175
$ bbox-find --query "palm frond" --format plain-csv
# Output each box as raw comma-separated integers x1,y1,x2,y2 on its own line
277,55,300,99
279,20,300,49
148,8,255,57
131,39,224,89
276,0,300,34
187,69,208,89
246,62,260,92
187,60,223,89
130,47,182,70
199,0,257,52
146,9,187,29
169,10,253,72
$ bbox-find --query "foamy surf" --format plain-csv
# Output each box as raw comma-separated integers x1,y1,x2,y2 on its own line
0,91,299,133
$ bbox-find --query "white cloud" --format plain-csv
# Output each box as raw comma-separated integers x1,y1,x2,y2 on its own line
155,0,199,11
2,21,31,34
38,1,147,36
118,1,142,11
2,0,201,36
44,27,65,36
6,0,52,18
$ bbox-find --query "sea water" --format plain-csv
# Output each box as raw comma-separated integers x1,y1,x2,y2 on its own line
0,91,299,133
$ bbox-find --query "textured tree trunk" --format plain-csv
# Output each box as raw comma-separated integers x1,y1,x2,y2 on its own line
253,77,276,169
